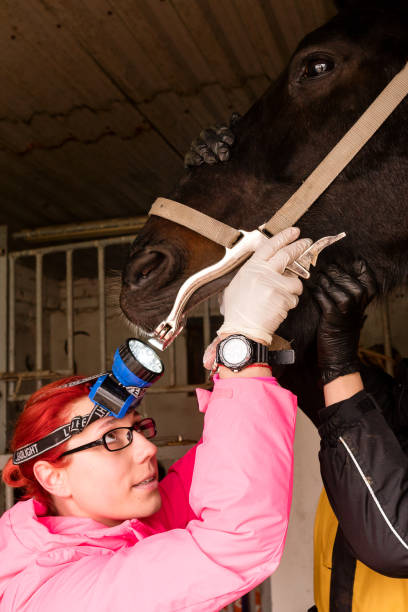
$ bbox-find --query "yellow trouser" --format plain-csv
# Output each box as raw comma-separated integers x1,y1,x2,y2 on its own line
314,489,408,611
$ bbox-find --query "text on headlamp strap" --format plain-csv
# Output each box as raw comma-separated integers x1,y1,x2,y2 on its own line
12,404,110,465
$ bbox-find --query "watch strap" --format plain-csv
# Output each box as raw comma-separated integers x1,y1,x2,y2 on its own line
269,349,295,365
252,341,269,364
242,338,295,366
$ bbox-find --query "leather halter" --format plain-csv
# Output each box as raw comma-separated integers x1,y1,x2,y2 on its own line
150,62,408,244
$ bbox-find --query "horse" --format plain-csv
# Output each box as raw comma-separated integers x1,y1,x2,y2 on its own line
120,0,408,425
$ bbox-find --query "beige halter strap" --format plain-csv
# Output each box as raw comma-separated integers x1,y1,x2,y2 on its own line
150,62,408,242
149,198,241,248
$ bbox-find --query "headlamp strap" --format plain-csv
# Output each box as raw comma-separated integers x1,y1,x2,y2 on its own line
85,403,110,426
13,404,110,465
58,373,105,388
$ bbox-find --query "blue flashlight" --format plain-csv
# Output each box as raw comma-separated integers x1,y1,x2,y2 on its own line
89,339,164,418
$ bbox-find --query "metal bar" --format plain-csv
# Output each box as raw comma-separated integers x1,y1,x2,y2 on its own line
0,454,14,511
203,300,211,349
0,453,11,470
0,227,7,454
0,369,73,381
241,593,250,612
12,216,147,243
98,246,106,372
11,383,213,402
147,384,212,394
35,254,43,389
66,251,74,374
8,254,15,401
381,298,394,376
8,256,15,374
168,342,176,387
5,485,13,510
10,235,134,260
252,592,258,611
260,576,272,611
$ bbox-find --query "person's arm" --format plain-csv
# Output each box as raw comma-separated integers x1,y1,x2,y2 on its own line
319,386,408,577
144,227,309,533
314,264,408,577
323,372,363,406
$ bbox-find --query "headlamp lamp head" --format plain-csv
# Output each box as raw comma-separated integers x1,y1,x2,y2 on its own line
89,338,164,419
113,338,164,387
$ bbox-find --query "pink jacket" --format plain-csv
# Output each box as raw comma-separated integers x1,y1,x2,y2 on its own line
0,375,297,611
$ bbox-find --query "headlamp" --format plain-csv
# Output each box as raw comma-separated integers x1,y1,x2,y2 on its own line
89,339,164,419
12,338,164,465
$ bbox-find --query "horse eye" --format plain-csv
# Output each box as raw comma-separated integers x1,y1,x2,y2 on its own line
303,58,334,79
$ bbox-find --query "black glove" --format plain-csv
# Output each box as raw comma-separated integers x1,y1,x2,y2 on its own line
313,261,377,384
184,112,240,167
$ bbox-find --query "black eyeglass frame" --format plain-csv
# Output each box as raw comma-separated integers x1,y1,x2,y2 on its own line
58,417,157,458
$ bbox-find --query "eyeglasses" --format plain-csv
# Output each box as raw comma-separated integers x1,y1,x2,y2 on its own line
59,417,157,458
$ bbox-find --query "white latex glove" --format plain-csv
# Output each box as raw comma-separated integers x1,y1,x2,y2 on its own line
217,227,312,345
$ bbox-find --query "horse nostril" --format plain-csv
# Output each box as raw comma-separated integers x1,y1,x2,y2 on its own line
127,251,166,288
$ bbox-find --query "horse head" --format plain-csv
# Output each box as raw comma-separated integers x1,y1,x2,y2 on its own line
121,0,408,371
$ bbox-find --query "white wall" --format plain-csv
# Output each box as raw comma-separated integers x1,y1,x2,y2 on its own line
272,412,321,611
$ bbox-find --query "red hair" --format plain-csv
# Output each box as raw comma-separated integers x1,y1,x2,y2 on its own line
2,376,91,512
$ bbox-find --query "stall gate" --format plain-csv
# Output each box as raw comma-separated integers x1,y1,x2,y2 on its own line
0,225,271,611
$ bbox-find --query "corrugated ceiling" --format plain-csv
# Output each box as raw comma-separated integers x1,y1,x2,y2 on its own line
0,0,335,237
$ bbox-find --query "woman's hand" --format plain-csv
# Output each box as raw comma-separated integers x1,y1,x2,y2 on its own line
313,261,377,385
217,227,312,345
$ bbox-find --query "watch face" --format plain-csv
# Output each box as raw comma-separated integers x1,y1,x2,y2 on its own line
221,337,251,366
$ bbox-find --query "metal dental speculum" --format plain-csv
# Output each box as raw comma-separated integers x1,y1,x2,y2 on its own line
148,231,346,351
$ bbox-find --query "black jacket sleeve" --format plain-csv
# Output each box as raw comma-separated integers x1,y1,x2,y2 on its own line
318,364,408,578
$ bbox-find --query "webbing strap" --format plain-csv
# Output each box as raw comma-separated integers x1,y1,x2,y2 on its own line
149,198,241,248
265,62,408,234
12,404,109,465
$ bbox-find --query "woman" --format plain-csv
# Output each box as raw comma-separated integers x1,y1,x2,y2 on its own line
313,262,408,611
0,227,310,611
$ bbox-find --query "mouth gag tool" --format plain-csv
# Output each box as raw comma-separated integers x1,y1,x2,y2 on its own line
12,338,165,465
149,231,346,351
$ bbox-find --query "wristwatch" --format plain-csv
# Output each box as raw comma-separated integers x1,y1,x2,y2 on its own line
215,334,295,372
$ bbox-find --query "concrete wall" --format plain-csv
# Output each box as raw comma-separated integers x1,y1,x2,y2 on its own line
271,411,321,611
